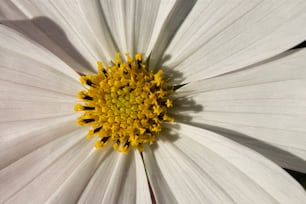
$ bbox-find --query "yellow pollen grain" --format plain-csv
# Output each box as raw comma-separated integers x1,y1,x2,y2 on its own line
75,53,173,153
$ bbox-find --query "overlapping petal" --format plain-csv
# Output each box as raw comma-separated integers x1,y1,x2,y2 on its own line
0,25,82,169
144,123,306,203
175,48,306,173
1,128,93,204
78,151,151,204
0,0,305,203
157,0,306,84
1,0,110,72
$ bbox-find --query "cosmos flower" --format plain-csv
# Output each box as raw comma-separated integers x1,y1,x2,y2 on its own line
1,0,306,203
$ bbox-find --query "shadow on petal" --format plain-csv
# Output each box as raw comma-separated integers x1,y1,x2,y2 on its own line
179,120,306,174
1,17,94,72
150,0,197,70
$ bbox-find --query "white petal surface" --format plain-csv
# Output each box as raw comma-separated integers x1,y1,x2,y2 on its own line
99,0,170,56
1,0,116,72
0,129,86,203
159,0,306,83
77,0,118,61
0,25,80,80
0,127,91,204
175,49,306,172
78,150,151,204
0,115,79,170
46,147,111,204
0,0,93,73
0,25,80,118
0,25,83,168
144,123,306,204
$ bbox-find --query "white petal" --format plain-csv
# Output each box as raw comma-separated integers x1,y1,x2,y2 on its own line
78,150,151,204
46,148,110,204
149,0,197,70
142,145,180,204
134,152,152,204
0,5,93,74
98,0,168,56
144,123,306,203
98,0,134,54
0,1,26,20
0,127,90,204
159,0,306,83
77,0,118,61
47,0,115,64
0,115,79,170
175,48,306,172
0,24,80,80
0,49,80,120
0,26,84,168
133,0,165,56
0,26,81,117
2,0,111,72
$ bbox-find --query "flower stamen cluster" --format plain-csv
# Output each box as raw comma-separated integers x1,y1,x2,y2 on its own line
75,53,173,153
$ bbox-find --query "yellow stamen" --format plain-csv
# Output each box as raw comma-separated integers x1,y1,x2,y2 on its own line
75,53,173,153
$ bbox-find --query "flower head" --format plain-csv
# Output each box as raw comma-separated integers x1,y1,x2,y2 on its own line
1,0,306,203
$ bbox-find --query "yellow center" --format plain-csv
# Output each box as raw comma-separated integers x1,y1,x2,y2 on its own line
75,53,173,153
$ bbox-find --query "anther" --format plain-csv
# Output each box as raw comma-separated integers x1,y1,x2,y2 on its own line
83,95,93,100
101,136,110,143
94,126,102,133
83,106,95,110
86,79,95,87
83,118,95,123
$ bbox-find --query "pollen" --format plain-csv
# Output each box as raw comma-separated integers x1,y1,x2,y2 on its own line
75,53,173,153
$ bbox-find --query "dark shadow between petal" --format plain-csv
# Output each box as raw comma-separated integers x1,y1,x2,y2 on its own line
285,169,306,190
291,40,306,49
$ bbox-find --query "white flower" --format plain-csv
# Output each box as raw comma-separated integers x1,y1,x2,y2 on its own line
1,0,306,203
